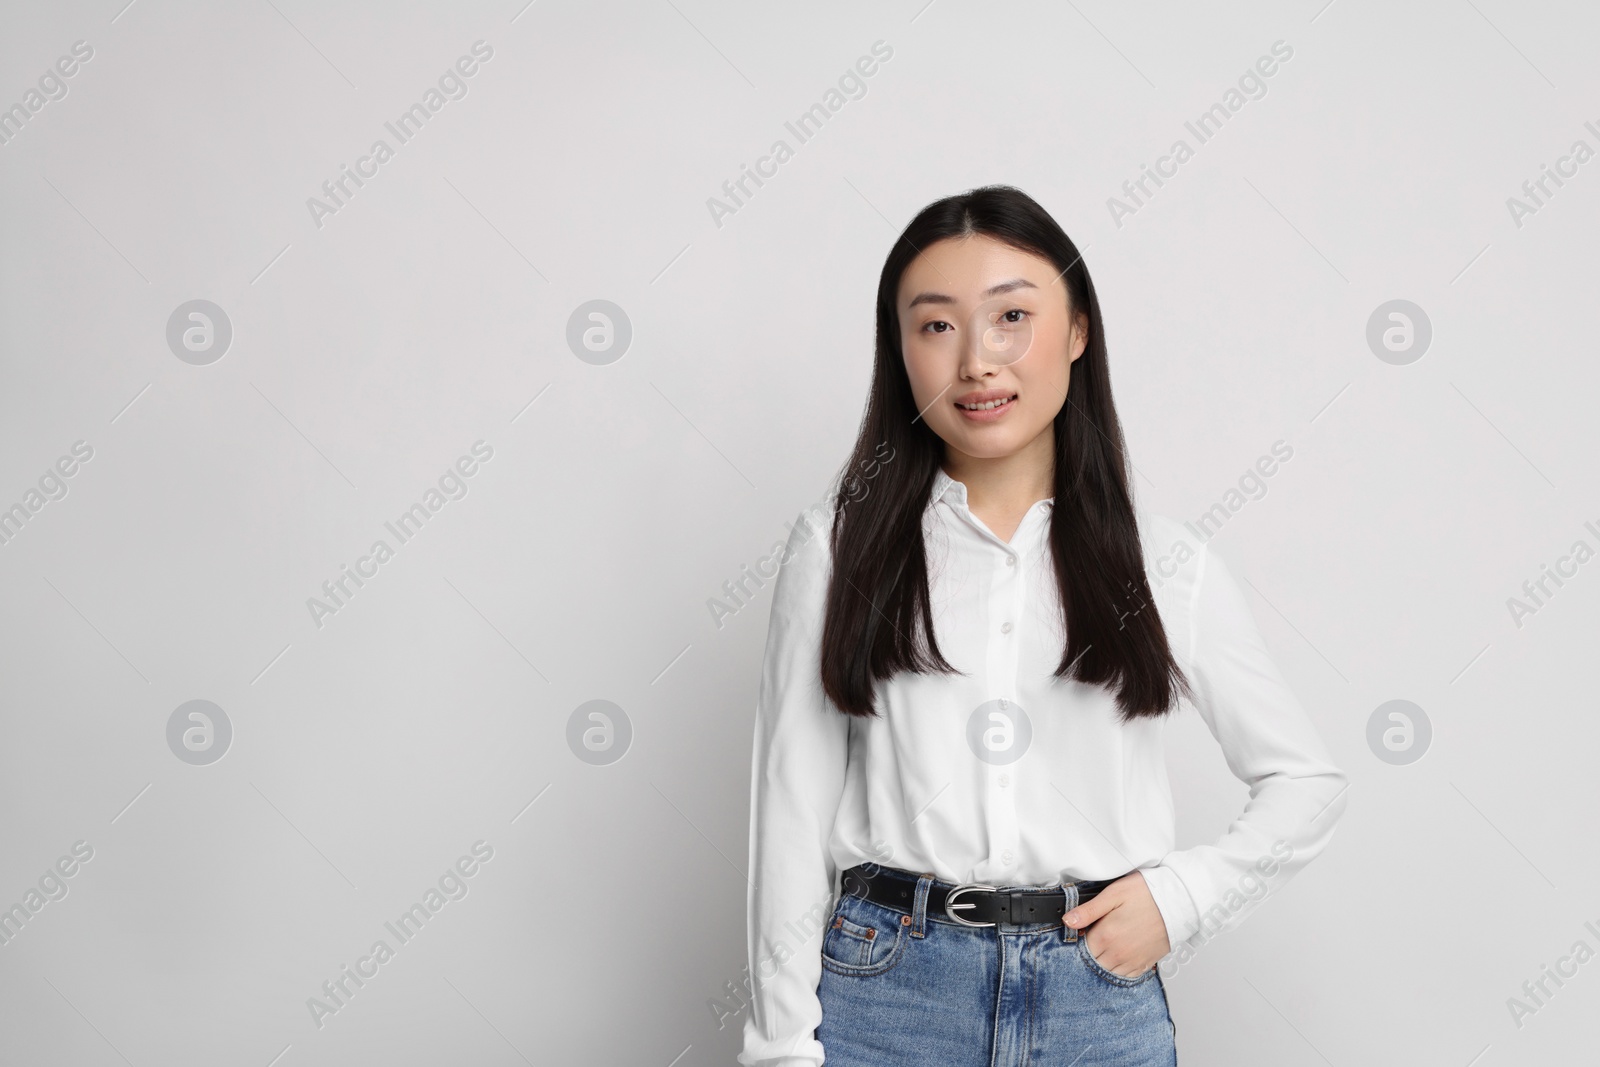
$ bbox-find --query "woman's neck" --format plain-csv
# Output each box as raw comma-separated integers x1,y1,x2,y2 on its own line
942,435,1055,542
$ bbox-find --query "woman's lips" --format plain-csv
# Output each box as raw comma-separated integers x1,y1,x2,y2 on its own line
955,393,1018,421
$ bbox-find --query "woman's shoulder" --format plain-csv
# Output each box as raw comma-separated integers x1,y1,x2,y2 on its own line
1133,506,1209,651
1136,507,1207,575
766,486,842,616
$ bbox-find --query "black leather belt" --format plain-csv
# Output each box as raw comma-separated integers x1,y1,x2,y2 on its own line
841,863,1118,927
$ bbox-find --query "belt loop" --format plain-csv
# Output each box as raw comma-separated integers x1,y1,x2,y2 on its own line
911,873,933,938
1059,882,1081,943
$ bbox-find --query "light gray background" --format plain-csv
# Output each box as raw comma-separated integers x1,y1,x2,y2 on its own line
1,0,1596,1064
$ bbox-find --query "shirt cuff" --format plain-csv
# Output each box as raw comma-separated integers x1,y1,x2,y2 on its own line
737,1029,826,1067
1138,862,1202,951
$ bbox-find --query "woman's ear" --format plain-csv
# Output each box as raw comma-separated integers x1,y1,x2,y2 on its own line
1069,311,1090,363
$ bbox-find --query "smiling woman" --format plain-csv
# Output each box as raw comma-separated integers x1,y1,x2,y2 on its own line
739,185,1348,1067
896,237,1086,546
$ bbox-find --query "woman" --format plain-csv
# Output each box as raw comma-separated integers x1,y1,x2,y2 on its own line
738,185,1348,1066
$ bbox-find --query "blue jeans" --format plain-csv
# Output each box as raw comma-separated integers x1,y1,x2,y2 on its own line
815,867,1177,1065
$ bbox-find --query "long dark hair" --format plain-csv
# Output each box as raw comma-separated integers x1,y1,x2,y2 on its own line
820,184,1192,723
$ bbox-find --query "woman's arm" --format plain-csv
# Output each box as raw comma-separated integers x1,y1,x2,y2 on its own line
1138,541,1351,955
738,505,850,1067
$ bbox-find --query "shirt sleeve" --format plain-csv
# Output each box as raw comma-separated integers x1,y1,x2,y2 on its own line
1138,541,1351,953
738,503,851,1067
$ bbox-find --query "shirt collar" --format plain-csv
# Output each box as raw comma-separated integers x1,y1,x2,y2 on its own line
931,466,966,509
931,466,1055,513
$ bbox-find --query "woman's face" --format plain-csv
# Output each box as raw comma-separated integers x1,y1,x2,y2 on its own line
897,233,1087,465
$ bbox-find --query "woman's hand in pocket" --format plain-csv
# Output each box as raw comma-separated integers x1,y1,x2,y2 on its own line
1061,870,1171,978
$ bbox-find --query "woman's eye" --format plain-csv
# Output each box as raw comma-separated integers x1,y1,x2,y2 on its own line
922,320,952,334
1000,308,1027,324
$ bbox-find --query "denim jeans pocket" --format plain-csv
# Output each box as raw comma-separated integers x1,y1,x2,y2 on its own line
820,896,910,977
1078,932,1157,988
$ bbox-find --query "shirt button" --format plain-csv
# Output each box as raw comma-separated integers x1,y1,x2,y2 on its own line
998,772,1010,787
1000,621,1012,634
1001,849,1014,864
1005,556,1016,567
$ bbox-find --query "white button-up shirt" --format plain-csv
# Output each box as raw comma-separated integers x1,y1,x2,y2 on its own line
739,467,1349,1067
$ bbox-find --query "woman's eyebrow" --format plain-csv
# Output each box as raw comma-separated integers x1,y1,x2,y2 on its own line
906,277,1039,309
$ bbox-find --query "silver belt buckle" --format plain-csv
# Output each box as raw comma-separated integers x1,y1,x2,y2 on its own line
944,882,999,927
